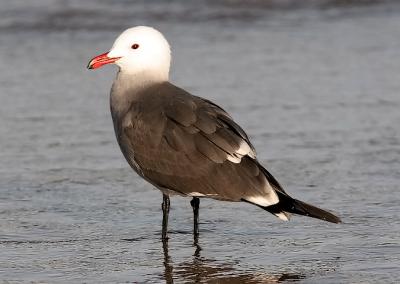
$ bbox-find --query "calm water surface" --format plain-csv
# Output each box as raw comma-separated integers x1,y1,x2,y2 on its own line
0,0,399,283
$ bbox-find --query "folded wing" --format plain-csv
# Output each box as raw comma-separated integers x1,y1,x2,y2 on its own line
118,82,281,208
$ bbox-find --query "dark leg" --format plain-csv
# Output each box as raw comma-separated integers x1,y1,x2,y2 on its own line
161,194,170,240
162,236,173,283
190,197,200,237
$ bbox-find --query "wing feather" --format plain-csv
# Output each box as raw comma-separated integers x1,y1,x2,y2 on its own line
116,82,278,203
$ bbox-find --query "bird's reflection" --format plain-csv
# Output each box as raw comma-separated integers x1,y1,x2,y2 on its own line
161,236,304,284
162,239,174,284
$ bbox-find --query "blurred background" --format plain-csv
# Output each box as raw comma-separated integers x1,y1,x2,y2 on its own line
1,0,399,283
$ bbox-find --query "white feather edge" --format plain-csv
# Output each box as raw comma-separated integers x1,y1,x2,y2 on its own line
244,191,279,207
274,212,291,221
227,141,256,163
187,192,221,197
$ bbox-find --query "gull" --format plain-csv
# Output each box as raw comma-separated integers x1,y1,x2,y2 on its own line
87,26,341,240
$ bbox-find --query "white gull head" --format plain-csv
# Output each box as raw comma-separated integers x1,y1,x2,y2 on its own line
88,26,171,81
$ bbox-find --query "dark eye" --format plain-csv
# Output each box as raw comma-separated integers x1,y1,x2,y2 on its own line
131,44,139,49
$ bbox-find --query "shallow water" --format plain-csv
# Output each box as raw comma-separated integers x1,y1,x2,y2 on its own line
0,0,399,283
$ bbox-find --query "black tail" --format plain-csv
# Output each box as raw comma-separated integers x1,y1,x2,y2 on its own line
249,165,341,224
287,198,341,224
265,192,341,224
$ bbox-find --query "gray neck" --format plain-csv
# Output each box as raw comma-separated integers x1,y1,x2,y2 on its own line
110,70,167,118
